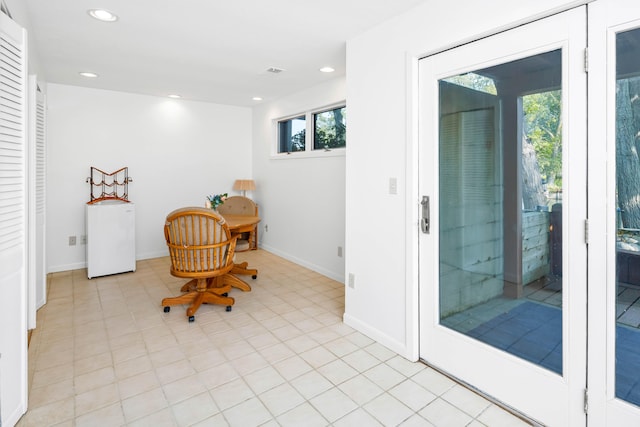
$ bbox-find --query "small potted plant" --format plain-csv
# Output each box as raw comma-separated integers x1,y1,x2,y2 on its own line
206,193,228,211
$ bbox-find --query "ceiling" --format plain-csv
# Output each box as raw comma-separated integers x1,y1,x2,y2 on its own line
21,0,428,107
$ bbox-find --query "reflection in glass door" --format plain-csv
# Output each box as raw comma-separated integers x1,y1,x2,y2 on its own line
615,26,640,407
439,50,564,373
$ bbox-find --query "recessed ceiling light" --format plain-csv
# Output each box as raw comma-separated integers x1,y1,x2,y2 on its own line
252,97,263,101
79,72,98,78
168,94,181,99
320,66,335,73
88,9,118,22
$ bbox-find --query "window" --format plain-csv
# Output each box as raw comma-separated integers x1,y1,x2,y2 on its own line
314,106,346,150
278,115,306,153
275,103,346,155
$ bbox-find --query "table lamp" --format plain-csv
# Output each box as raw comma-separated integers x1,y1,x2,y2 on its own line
233,179,256,197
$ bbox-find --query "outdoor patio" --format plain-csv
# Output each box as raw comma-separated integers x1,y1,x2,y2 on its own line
442,275,640,407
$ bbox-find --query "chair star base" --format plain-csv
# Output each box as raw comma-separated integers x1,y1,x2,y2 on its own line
162,277,234,321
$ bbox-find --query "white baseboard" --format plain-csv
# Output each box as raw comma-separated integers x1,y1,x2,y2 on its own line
343,312,414,361
136,250,167,260
48,250,168,274
47,262,86,273
259,243,345,283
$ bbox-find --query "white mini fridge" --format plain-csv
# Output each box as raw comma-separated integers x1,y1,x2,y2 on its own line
86,200,136,278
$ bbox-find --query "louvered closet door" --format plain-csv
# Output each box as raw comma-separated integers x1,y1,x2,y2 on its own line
28,76,46,314
35,86,45,308
0,10,28,426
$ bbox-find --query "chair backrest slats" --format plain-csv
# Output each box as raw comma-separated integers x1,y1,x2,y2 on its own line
164,207,236,277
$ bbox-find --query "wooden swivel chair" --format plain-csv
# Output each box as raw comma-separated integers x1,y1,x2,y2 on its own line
216,196,258,251
161,207,237,322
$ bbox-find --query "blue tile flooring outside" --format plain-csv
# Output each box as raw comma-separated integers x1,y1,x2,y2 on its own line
616,325,640,406
455,299,640,407
468,301,562,374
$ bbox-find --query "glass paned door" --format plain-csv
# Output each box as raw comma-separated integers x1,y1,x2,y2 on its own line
615,24,640,408
588,3,640,421
419,7,586,426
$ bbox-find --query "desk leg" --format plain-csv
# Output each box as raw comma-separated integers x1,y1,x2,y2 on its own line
232,261,258,279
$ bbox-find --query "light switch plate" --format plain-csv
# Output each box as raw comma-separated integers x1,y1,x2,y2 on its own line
389,177,397,195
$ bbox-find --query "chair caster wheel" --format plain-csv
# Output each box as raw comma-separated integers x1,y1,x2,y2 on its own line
164,307,170,313
188,316,195,322
222,293,228,297
252,275,257,280
226,306,232,312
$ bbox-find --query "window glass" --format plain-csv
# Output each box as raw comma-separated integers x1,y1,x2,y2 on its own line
278,116,306,153
442,73,497,95
438,49,564,374
313,106,346,150
615,26,640,407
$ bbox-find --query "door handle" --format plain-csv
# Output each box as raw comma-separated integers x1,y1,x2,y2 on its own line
421,196,430,234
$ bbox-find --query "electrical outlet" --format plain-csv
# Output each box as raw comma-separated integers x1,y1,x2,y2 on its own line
80,235,87,245
265,224,268,232
68,236,76,246
348,273,355,289
338,246,343,257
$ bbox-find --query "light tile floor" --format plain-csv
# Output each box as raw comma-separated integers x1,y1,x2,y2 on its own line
18,250,532,427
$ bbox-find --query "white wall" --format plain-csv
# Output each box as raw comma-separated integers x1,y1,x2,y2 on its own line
252,77,346,282
46,84,252,272
4,0,44,79
344,0,588,357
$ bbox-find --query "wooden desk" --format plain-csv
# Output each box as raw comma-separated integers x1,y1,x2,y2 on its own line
224,214,260,235
218,198,259,251
223,214,260,291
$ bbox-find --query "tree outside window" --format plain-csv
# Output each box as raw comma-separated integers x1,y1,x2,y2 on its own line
314,106,346,150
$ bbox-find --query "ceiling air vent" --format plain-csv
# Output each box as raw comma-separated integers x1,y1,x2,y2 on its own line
266,67,285,74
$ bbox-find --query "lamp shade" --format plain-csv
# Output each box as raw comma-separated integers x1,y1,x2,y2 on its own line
233,179,256,195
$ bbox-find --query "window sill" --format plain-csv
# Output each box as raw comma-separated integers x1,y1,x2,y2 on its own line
270,148,346,160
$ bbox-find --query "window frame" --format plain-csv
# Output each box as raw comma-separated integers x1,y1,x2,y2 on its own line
272,101,346,159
